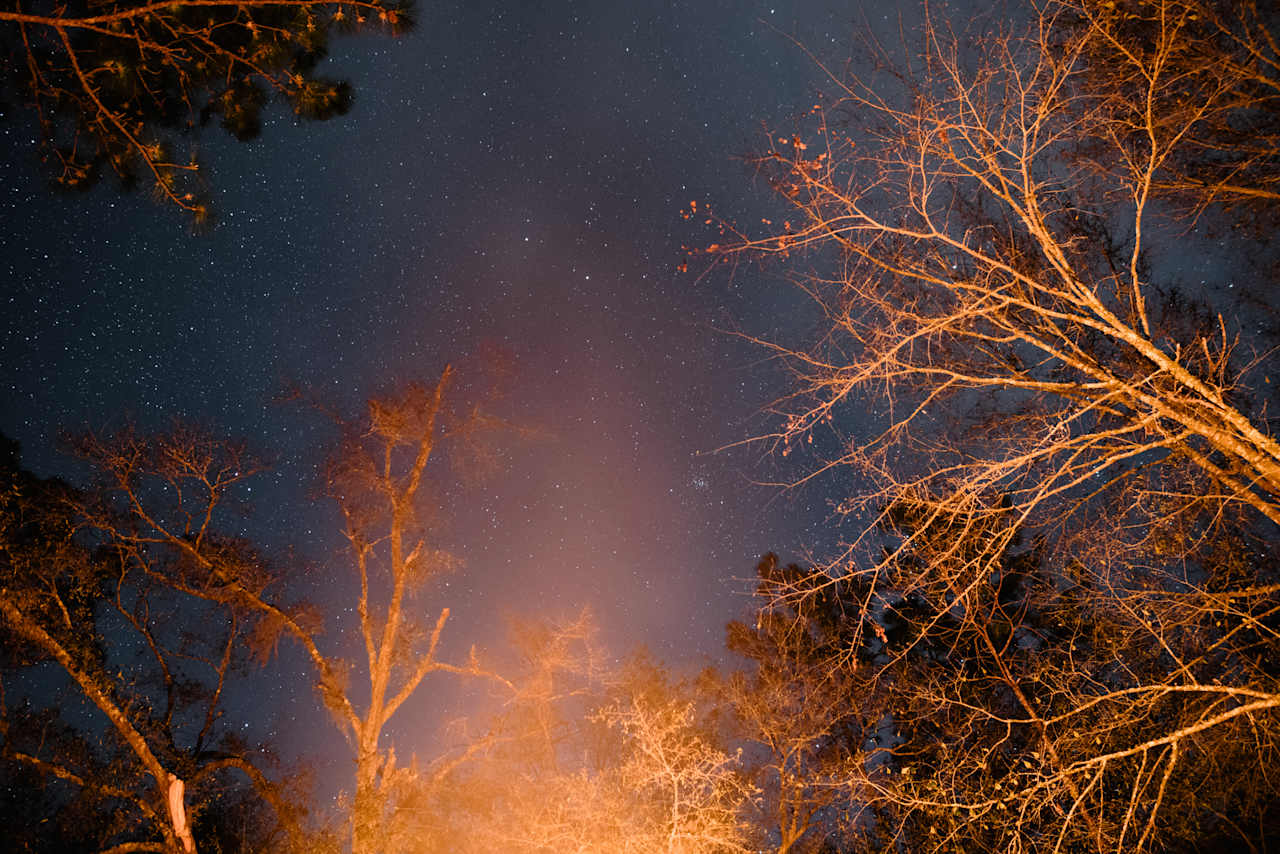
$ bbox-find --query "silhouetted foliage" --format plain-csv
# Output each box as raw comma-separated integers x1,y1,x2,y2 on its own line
0,0,412,219
0,434,307,854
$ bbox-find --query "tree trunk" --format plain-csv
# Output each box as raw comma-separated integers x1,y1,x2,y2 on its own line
351,746,381,854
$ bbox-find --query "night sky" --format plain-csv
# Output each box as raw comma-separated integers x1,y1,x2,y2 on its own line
2,0,908,792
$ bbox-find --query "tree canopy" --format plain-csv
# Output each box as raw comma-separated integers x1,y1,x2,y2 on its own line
5,0,1280,851
703,0,1280,849
0,0,410,219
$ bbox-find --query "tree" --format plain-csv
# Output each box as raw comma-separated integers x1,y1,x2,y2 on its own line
0,434,306,854
1065,0,1280,222
718,555,868,854
710,0,1280,849
310,365,525,854
0,0,410,219
71,365,522,854
596,666,757,854
425,642,759,854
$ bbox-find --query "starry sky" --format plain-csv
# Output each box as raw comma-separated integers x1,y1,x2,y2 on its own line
1,0,912,787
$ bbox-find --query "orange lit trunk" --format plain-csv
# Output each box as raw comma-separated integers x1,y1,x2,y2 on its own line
351,742,381,854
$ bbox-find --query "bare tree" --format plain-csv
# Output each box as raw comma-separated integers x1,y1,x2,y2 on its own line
69,365,521,854
1066,0,1280,220
711,1,1280,849
429,647,759,854
0,434,305,854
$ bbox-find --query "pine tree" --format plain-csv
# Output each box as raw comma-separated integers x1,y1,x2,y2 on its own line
0,0,412,220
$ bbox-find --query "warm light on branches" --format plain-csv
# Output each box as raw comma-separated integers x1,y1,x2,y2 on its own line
58,366,521,854
713,0,1280,849
421,653,758,854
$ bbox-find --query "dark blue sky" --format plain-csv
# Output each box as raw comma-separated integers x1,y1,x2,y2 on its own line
2,0,909,784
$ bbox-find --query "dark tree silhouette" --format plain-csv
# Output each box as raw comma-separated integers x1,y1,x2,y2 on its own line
717,556,866,854
0,0,411,219
0,434,307,854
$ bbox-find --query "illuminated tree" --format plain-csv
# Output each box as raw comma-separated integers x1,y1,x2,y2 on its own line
425,644,758,854
67,365,522,854
312,365,530,854
1065,0,1280,221
0,435,305,854
0,0,410,219
712,0,1280,849
596,670,757,854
